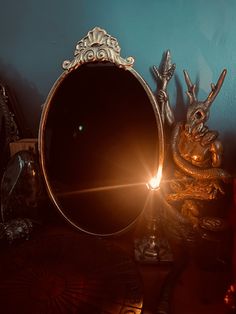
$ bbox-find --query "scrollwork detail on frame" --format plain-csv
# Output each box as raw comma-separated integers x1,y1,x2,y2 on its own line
63,27,134,71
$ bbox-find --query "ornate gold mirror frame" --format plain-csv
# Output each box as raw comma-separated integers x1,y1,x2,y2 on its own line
39,27,164,236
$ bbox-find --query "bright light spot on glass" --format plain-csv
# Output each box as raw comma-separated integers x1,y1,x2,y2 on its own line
147,166,163,190
78,125,83,131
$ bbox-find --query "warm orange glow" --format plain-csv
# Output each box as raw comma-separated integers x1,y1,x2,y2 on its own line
147,166,163,190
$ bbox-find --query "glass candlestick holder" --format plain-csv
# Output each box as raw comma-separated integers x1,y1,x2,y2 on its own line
134,188,173,264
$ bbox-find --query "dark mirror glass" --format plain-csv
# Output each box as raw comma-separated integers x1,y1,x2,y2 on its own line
41,62,161,235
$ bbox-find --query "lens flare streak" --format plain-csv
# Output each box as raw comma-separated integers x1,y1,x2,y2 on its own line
58,182,146,197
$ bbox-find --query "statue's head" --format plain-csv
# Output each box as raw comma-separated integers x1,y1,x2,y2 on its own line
183,69,226,135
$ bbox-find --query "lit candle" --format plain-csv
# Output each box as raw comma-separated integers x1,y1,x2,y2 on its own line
147,166,163,191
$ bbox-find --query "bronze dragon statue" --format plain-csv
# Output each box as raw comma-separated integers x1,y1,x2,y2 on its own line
153,52,231,240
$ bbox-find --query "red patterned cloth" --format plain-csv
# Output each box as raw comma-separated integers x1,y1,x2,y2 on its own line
230,179,236,279
0,228,143,314
224,178,236,310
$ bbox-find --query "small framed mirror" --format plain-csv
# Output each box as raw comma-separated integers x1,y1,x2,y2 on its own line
38,27,164,236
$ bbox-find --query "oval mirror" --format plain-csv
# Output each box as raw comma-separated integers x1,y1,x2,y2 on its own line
38,27,164,236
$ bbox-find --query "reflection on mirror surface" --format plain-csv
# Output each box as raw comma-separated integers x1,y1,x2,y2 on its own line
43,62,160,235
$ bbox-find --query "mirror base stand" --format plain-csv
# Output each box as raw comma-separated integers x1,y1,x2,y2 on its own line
134,217,173,264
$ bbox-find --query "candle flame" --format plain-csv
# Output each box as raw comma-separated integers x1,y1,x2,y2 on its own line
147,166,163,190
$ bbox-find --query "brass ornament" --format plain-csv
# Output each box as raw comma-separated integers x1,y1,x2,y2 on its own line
62,27,135,71
169,69,230,228
153,52,231,240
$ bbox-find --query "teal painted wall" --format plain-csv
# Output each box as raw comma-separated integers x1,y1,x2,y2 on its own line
0,0,236,172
